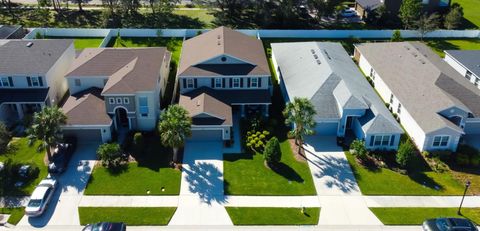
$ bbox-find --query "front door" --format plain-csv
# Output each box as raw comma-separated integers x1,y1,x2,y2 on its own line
116,108,129,128
346,116,354,130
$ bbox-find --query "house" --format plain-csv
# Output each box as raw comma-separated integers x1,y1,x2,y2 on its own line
354,42,480,152
177,27,272,141
355,0,450,19
444,50,480,90
61,47,171,143
271,42,403,150
0,39,75,126
0,25,25,39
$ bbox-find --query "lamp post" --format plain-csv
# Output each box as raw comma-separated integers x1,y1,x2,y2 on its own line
458,180,471,215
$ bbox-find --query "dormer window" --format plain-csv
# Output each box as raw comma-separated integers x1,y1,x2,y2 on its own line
0,77,12,87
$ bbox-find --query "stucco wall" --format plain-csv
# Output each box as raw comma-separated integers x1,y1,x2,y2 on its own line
44,42,75,105
105,96,136,113
67,77,108,95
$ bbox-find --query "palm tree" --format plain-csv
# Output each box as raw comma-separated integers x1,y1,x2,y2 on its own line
283,97,316,154
158,105,192,163
28,106,67,162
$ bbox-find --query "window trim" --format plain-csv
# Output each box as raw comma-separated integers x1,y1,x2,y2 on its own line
0,77,10,87
139,96,149,117
123,97,130,104
31,77,40,87
373,135,391,147
116,98,122,104
250,77,259,88
214,78,222,88
432,135,450,147
109,98,115,104
186,78,194,89
75,79,81,87
397,103,402,114
232,78,240,88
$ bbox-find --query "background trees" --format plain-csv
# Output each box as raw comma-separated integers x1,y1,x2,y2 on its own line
444,3,464,29
158,104,191,164
399,0,422,29
416,13,440,40
0,122,10,155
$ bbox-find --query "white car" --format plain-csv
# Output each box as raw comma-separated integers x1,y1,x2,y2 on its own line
25,177,57,217
340,9,357,17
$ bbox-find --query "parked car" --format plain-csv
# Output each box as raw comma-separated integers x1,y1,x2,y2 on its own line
25,176,57,217
82,222,126,231
423,218,478,231
48,138,77,174
340,8,357,17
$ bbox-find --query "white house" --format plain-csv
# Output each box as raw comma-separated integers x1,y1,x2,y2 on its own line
444,50,480,90
355,42,480,152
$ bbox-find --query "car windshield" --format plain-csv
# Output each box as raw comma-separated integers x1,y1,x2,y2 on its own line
436,218,450,230
28,199,42,207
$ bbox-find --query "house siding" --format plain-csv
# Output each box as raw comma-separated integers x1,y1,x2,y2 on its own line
105,95,136,113
44,43,75,105
67,77,108,95
444,54,480,90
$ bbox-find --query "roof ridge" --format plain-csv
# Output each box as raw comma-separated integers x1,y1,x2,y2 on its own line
102,57,138,94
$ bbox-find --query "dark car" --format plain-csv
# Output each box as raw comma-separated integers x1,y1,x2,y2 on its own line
47,138,77,174
423,218,478,231
82,222,126,231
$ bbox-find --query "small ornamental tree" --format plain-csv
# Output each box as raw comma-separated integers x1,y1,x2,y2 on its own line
350,139,369,163
391,30,403,42
396,141,415,168
133,132,144,154
264,137,281,167
246,130,270,153
0,122,11,154
97,143,124,168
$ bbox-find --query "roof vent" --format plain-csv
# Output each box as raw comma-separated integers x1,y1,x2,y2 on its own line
323,50,331,60
313,54,318,59
217,41,221,46
196,100,201,107
26,42,33,47
310,49,315,54
316,59,321,65
419,59,426,64
404,46,410,50
217,35,221,39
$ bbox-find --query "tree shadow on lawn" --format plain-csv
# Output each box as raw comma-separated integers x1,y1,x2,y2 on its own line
184,162,227,205
271,162,304,183
128,133,176,172
424,40,460,55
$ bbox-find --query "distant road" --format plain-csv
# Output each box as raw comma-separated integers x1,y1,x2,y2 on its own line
9,0,195,5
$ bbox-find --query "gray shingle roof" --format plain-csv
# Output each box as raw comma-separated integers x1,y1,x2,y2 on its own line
445,50,480,80
272,42,402,134
0,25,22,39
356,0,383,10
355,41,480,134
0,39,73,75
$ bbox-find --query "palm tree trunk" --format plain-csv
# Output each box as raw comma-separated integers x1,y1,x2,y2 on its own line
46,145,53,162
297,139,302,155
173,147,178,163
78,0,83,12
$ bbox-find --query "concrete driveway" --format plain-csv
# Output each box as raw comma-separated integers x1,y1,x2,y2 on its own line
169,141,232,226
17,143,99,228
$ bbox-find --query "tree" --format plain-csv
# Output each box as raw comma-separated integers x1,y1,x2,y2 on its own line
264,137,281,167
416,13,440,40
396,140,415,168
444,4,463,30
0,122,10,154
283,97,316,154
308,0,342,20
391,30,403,42
158,105,192,164
211,0,245,27
349,139,369,163
27,106,67,162
97,143,124,168
399,0,422,29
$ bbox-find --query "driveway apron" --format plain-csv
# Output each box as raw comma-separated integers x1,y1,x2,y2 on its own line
169,141,233,226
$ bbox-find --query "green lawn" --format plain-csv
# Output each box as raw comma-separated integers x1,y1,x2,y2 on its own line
224,140,316,195
226,207,320,225
425,39,480,57
345,151,465,195
0,138,47,196
452,0,480,29
78,207,176,226
173,9,214,28
0,207,25,225
44,36,104,49
370,208,480,225
84,134,181,195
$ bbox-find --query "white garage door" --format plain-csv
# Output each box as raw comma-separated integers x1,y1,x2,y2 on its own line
63,129,102,144
189,129,222,141
315,122,338,136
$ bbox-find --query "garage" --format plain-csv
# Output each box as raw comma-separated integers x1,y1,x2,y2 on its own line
314,121,339,136
189,129,223,141
63,128,102,144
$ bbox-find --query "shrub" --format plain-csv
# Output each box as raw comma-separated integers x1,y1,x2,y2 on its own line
457,145,478,157
396,141,415,168
263,137,281,166
245,130,269,154
350,139,369,163
97,143,124,169
0,122,11,154
456,153,470,166
470,154,480,167
430,150,452,161
133,132,144,154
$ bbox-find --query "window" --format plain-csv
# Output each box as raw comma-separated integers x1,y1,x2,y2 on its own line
438,0,449,6
474,77,480,87
374,136,382,146
0,77,10,87
389,94,394,104
109,98,115,104
373,135,391,146
433,136,449,147
186,78,194,88
369,68,375,80
215,78,222,88
397,103,402,114
27,76,43,87
232,78,240,88
123,98,130,104
75,79,81,86
250,78,259,88
466,71,472,81
31,77,39,87
116,98,122,104
139,97,149,117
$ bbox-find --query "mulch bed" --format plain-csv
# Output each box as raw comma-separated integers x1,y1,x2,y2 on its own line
288,139,307,163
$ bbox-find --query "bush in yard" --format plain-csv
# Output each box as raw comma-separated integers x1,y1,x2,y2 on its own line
97,143,124,169
470,154,480,167
133,132,144,154
396,141,415,168
245,130,270,154
350,139,369,163
456,153,470,166
263,137,281,167
0,122,11,154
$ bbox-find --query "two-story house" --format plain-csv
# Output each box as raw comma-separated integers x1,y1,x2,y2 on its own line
0,39,75,126
177,27,272,141
61,47,171,143
355,42,480,152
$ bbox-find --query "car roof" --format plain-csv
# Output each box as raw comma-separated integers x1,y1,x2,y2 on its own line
30,186,50,199
449,218,475,227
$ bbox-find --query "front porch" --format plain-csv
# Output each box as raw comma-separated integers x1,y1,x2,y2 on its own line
0,88,49,126
0,103,44,126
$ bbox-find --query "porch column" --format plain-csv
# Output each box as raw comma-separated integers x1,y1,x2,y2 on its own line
128,118,132,130
15,103,24,119
113,115,118,130
240,104,245,117
264,104,269,117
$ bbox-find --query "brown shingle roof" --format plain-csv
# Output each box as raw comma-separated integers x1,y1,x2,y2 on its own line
178,27,270,77
179,92,232,126
66,48,170,94
62,88,112,126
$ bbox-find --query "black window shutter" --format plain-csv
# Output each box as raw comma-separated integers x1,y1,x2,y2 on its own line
211,78,214,88
390,135,395,146
222,78,225,88
38,77,43,87
229,79,232,88
26,76,32,87
247,78,251,88
182,79,186,88
369,136,375,146
194,78,197,88
8,77,13,87
258,77,262,87
240,78,243,88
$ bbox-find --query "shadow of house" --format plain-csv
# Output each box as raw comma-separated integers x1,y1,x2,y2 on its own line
183,162,227,205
